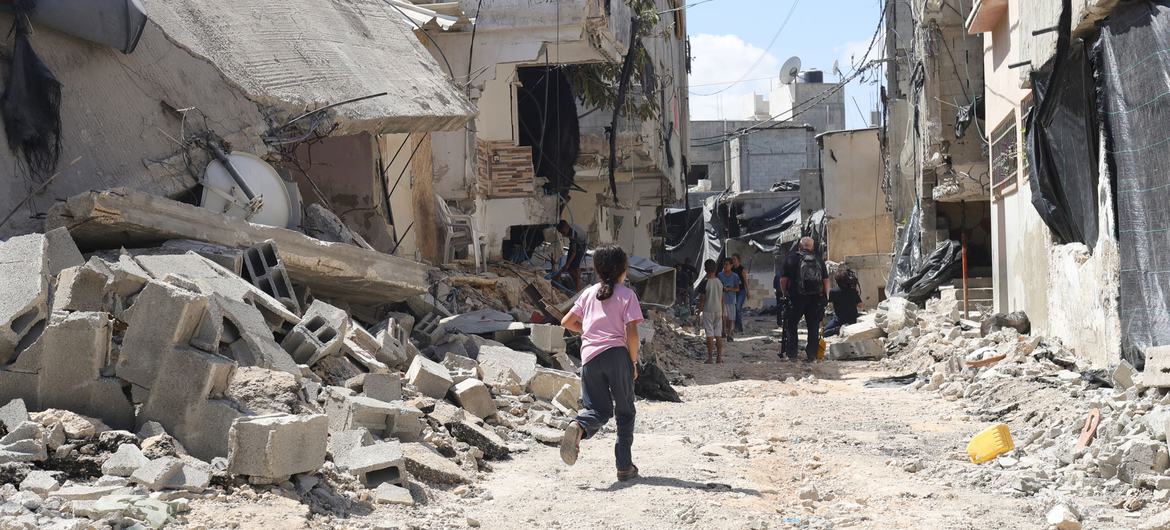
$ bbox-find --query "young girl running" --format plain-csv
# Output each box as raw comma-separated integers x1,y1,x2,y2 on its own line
558,244,644,481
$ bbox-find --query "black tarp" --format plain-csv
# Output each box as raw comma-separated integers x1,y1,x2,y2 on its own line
896,240,963,304
886,206,923,298
2,13,62,180
1098,0,1170,365
1026,0,1101,249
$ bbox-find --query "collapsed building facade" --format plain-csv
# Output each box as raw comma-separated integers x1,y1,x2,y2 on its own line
401,0,690,262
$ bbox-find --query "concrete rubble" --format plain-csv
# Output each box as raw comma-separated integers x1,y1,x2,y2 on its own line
872,294,1170,525
0,219,591,527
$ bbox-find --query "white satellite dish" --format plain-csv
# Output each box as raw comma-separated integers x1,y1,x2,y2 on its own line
779,56,802,85
833,59,842,78
201,152,299,228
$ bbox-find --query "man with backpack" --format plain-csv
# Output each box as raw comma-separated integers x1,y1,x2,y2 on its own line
779,237,830,362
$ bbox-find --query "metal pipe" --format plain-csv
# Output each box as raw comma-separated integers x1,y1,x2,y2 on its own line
1007,60,1032,69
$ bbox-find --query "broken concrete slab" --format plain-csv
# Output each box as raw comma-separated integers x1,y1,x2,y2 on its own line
427,401,466,426
0,233,51,365
386,402,425,442
44,227,85,276
440,309,515,335
453,379,495,420
840,320,886,342
401,442,469,484
553,384,581,414
49,485,129,501
373,483,414,505
362,373,403,403
447,420,509,460
138,347,240,460
165,462,211,492
477,345,538,387
327,429,374,460
529,367,580,402
334,441,405,487
1113,360,1136,390
442,351,481,378
117,281,209,389
30,409,109,440
102,444,150,477
47,189,430,305
828,339,885,361
529,324,567,353
215,297,299,375
552,352,579,373
227,413,328,481
406,356,454,399
240,240,300,314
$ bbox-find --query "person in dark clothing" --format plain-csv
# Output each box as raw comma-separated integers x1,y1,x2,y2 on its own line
779,237,829,362
824,268,864,337
731,254,748,333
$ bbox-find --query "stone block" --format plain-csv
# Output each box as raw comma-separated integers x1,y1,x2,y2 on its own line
386,402,425,442
553,384,580,414
51,264,111,313
1145,346,1170,388
406,355,454,399
334,441,405,487
138,347,239,460
529,367,580,401
102,444,150,477
373,483,414,505
529,324,567,353
363,373,403,403
0,233,50,365
552,353,578,372
324,390,395,435
453,379,495,419
18,470,60,494
1118,439,1165,484
227,414,328,480
130,457,184,490
401,442,469,484
35,312,134,429
240,240,300,314
166,462,211,492
427,401,466,426
828,339,885,360
477,345,538,387
447,420,509,460
43,227,85,276
0,399,28,433
30,409,108,439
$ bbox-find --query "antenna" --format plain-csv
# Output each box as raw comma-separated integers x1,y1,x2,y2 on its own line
832,59,842,79
779,56,802,85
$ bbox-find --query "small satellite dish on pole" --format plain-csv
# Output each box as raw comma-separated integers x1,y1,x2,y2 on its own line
779,56,802,85
832,59,842,79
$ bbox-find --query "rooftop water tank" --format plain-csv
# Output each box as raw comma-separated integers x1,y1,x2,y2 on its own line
798,69,824,83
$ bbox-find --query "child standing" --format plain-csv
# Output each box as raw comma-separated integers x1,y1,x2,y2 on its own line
558,244,644,482
696,259,724,364
717,258,741,342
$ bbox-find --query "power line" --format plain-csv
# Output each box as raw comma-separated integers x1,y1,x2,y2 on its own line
659,0,719,15
688,76,774,89
690,0,801,97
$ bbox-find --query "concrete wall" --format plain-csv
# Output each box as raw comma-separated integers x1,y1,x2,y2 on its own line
689,121,816,192
770,81,846,134
842,253,893,308
819,129,894,262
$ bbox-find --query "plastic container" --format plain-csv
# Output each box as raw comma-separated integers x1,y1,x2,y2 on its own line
967,424,1014,464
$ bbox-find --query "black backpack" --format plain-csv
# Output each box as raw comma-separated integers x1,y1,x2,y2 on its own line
797,253,823,296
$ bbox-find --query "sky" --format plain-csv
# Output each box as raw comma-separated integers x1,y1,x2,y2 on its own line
685,0,885,129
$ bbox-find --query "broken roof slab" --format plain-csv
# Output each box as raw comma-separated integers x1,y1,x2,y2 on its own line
140,0,475,134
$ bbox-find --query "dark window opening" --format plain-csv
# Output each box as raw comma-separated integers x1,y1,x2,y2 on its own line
686,164,709,186
516,66,580,203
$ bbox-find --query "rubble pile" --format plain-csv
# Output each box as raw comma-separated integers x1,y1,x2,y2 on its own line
873,290,1170,525
0,222,594,528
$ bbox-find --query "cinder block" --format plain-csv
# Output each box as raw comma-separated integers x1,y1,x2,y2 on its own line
240,240,301,315
217,297,299,375
324,389,394,434
130,457,184,490
447,420,509,460
529,324,567,353
43,228,84,276
0,233,51,365
227,414,328,480
477,346,538,387
51,264,111,313
529,367,580,401
117,281,209,389
427,401,466,426
401,442,469,484
411,313,445,347
374,318,418,370
405,356,454,399
828,339,885,360
334,441,405,487
138,348,238,460
552,353,578,372
453,379,495,419
553,384,580,414
373,483,414,505
362,373,403,403
281,301,348,366
385,402,424,442
327,429,374,460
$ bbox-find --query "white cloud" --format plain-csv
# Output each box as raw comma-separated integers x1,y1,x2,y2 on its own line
688,33,781,121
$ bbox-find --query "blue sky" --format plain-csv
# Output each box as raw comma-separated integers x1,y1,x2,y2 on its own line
685,0,884,129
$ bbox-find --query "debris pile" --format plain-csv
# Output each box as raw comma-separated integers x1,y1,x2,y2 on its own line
874,291,1170,525
0,193,615,528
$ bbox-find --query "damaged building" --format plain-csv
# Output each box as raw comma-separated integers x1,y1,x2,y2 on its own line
401,0,690,262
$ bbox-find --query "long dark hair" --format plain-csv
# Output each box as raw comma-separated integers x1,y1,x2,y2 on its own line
593,244,628,301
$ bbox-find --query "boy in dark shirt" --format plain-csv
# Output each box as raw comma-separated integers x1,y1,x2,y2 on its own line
825,269,864,337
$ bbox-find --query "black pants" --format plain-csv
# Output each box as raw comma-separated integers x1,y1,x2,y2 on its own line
573,347,636,470
782,297,825,361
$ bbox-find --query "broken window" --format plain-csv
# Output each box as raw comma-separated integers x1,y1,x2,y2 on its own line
687,164,709,186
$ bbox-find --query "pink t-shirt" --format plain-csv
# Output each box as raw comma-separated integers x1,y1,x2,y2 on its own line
570,283,644,365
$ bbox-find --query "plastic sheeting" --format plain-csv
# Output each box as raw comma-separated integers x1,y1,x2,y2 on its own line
895,240,963,303
886,206,923,298
1099,0,1170,362
1026,0,1100,249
